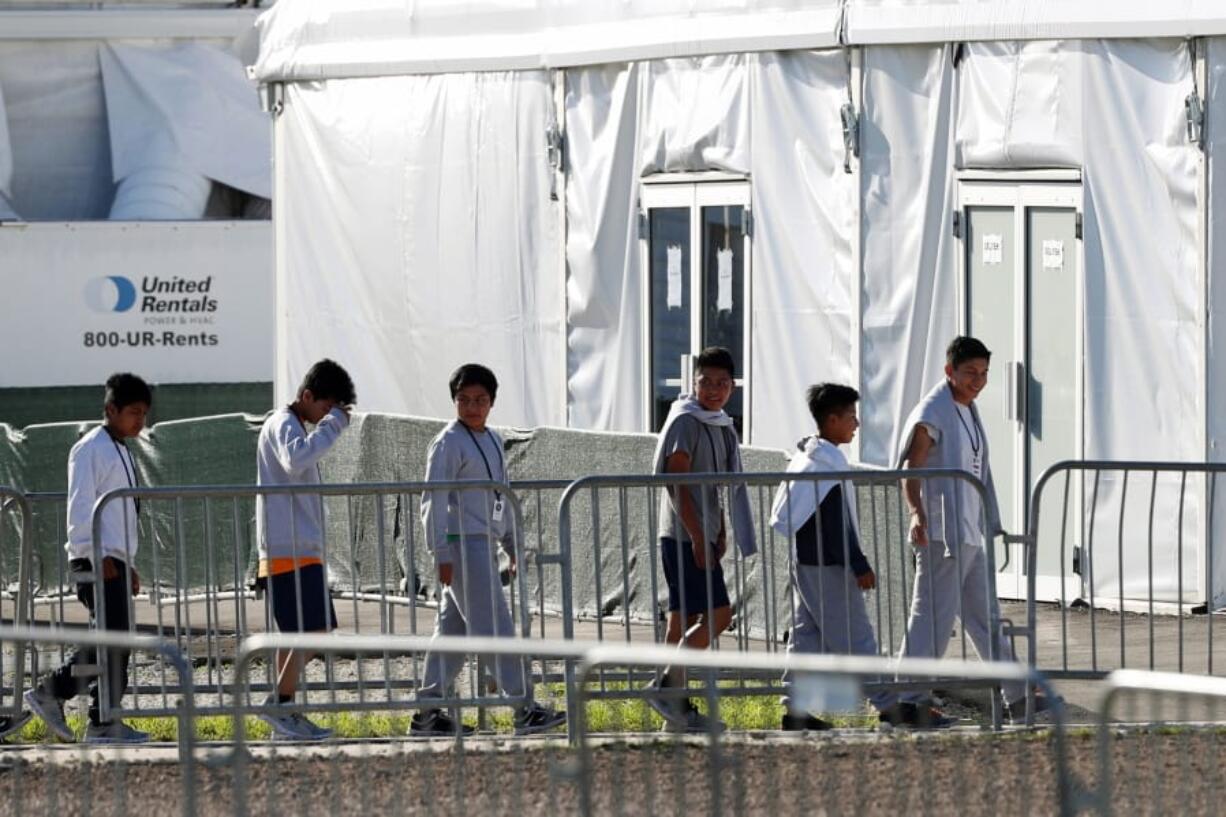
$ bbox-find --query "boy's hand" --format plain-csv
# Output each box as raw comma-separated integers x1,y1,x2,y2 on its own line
909,510,928,547
438,563,453,586
692,541,711,570
507,549,517,578
857,569,876,591
102,557,119,581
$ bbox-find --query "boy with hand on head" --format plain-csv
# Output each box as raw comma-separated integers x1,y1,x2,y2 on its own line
896,336,1054,726
411,363,566,737
648,347,757,733
255,358,355,741
25,373,151,744
769,384,904,731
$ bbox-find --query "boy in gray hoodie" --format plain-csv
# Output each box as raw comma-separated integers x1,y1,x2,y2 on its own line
410,364,566,737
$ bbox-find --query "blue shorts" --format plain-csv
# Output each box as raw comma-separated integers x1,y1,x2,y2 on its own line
257,563,338,633
659,537,731,616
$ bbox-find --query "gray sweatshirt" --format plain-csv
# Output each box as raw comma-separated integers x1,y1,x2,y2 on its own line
256,406,349,561
421,420,514,565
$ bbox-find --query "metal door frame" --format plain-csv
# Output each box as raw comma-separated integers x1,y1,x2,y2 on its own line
639,176,754,441
957,176,1084,600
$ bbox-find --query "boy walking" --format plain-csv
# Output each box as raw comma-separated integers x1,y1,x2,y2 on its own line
25,373,151,743
770,384,901,730
896,336,1052,725
648,347,757,732
411,364,566,737
255,359,355,740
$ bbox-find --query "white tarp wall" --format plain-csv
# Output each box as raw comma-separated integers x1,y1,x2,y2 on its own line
274,73,565,425
1208,38,1226,608
863,39,1202,603
565,52,854,448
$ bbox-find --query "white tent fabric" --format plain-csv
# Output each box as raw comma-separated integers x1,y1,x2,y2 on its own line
845,0,1226,44
0,40,115,219
859,45,958,466
0,81,17,220
253,0,842,81
101,41,271,219
275,72,565,426
563,52,852,448
1209,38,1226,607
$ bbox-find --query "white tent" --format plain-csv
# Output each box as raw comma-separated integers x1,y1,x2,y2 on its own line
253,0,1226,608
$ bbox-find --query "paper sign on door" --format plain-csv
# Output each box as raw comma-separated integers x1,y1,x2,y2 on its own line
716,248,734,312
982,234,1003,265
1042,239,1064,270
666,244,683,309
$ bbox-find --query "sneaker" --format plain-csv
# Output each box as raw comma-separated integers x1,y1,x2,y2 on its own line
781,712,832,732
24,688,74,742
84,720,149,745
662,700,726,735
644,676,686,726
906,702,955,730
513,703,567,736
877,702,910,727
0,710,32,741
1005,693,1061,724
258,702,325,742
409,708,475,738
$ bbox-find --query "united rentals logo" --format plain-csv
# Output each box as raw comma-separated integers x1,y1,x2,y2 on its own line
84,275,138,313
84,275,218,315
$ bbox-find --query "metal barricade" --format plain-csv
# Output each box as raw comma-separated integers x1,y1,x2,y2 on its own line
225,633,587,817
1025,461,1226,685
0,624,197,817
0,489,34,716
81,480,564,723
1087,669,1226,816
556,469,1019,728
573,646,1077,817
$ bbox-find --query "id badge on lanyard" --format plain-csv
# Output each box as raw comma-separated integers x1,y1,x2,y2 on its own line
492,495,505,522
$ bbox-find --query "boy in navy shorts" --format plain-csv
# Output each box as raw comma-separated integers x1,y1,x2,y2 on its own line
255,359,354,740
648,347,756,732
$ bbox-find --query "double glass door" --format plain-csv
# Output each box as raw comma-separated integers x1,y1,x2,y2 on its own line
961,181,1082,600
641,180,752,438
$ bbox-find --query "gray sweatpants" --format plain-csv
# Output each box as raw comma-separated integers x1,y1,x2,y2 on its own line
783,564,895,712
898,540,1024,703
417,538,530,701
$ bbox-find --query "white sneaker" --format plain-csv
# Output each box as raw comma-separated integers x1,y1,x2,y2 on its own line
259,703,331,742
24,688,74,742
84,720,149,745
644,677,686,726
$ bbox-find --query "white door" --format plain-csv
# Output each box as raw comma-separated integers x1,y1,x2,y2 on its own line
640,179,753,440
960,180,1083,601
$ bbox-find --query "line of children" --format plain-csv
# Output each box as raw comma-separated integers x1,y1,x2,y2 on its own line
16,337,1044,743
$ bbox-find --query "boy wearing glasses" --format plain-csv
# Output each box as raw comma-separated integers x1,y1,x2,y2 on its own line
647,346,757,732
411,363,566,737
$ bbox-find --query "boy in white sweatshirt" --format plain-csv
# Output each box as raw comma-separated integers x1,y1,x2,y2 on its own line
770,383,903,730
255,359,354,741
25,373,151,744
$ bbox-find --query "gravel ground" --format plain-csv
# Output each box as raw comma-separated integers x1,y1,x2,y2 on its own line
1,728,1224,816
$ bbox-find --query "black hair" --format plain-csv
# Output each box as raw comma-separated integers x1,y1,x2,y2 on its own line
104,373,152,409
693,346,735,379
946,336,992,369
806,383,859,427
449,363,499,402
298,359,356,405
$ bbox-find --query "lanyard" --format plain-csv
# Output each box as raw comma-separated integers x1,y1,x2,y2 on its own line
110,436,141,516
461,423,504,499
954,404,982,457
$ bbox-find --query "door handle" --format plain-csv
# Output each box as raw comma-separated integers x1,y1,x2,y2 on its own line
1005,361,1025,422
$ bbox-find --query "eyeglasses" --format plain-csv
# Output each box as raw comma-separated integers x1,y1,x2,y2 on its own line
456,395,492,408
